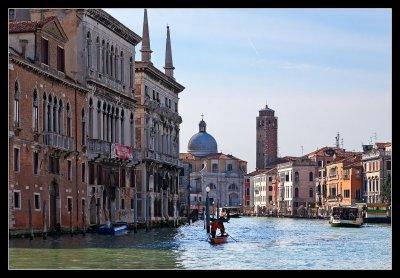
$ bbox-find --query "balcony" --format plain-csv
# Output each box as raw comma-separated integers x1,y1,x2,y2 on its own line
144,149,182,167
43,132,74,151
88,138,111,158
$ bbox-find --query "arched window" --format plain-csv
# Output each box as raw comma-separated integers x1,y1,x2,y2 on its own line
81,108,86,145
130,113,134,147
42,94,47,132
96,37,100,72
47,95,52,132
209,183,216,190
87,31,92,69
53,97,58,133
129,57,133,88
120,110,125,145
102,40,106,74
58,99,62,134
110,106,114,142
14,81,20,126
106,43,109,75
309,188,313,198
294,171,299,183
97,101,101,139
103,103,107,141
110,45,114,77
66,103,71,137
309,172,314,181
89,98,93,138
114,47,118,80
228,184,238,190
120,51,124,82
295,187,299,198
33,89,39,132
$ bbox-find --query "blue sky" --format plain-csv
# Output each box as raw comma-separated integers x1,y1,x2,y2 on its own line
105,8,392,172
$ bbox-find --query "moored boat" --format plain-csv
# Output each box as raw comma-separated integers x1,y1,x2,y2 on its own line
209,234,228,244
329,206,363,227
98,222,128,235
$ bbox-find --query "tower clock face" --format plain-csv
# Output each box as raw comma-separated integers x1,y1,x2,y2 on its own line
325,149,335,156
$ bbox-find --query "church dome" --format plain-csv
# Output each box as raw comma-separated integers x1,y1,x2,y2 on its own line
188,118,218,156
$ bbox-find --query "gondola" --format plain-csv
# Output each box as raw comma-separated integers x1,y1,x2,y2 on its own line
208,234,228,244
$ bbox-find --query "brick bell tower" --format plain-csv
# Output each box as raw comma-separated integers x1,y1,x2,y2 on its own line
256,101,278,169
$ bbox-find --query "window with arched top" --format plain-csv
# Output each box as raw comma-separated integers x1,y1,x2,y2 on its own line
130,112,134,147
102,40,106,74
33,89,39,132
96,37,100,72
89,98,93,138
120,51,124,82
110,45,114,77
294,171,299,183
106,43,110,75
87,31,92,69
14,81,20,126
114,47,118,80
66,103,71,137
295,187,299,198
309,172,314,181
42,94,47,132
53,97,58,133
58,99,63,134
81,108,86,145
228,184,238,190
120,109,125,144
309,188,313,198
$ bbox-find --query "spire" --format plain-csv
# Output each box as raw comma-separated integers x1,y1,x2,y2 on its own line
140,9,152,62
164,25,175,78
266,99,268,108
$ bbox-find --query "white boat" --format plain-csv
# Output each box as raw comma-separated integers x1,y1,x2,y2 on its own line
329,206,363,227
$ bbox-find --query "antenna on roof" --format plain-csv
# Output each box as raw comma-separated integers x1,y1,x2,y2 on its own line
341,138,344,149
301,146,304,156
373,132,377,143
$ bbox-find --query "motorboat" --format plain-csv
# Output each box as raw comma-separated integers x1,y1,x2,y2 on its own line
329,206,363,227
98,221,128,235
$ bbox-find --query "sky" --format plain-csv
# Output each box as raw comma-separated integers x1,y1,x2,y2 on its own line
105,8,392,172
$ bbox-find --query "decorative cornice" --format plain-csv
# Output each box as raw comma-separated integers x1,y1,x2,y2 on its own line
135,61,184,94
84,9,141,46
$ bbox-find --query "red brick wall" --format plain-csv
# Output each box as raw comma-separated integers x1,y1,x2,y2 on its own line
9,60,87,232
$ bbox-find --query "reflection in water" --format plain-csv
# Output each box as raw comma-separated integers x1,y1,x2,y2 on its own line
9,217,391,269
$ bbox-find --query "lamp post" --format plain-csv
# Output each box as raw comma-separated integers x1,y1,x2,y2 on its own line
187,169,191,225
205,186,210,233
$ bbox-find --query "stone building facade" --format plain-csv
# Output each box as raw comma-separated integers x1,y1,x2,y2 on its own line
15,8,142,227
9,17,88,234
256,103,278,169
252,168,277,215
134,10,184,226
180,118,247,215
277,158,317,216
362,143,391,204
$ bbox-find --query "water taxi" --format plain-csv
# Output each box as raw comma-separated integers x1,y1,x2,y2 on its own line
329,206,363,227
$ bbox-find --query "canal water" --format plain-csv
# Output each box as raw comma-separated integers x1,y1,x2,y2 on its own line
9,217,391,270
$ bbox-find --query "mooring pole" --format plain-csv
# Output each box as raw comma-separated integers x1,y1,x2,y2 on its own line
42,200,47,240
28,199,34,240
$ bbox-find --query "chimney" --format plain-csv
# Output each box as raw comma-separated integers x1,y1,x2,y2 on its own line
19,39,28,59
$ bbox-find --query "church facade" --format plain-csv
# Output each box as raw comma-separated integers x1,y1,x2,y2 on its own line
180,118,247,215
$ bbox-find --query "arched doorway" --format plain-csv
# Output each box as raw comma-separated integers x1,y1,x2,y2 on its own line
89,195,97,224
228,193,239,206
49,180,60,230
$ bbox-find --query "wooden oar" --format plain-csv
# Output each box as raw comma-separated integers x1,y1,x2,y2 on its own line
226,233,238,242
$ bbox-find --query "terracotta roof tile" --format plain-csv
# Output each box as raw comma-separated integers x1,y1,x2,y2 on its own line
9,16,56,33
